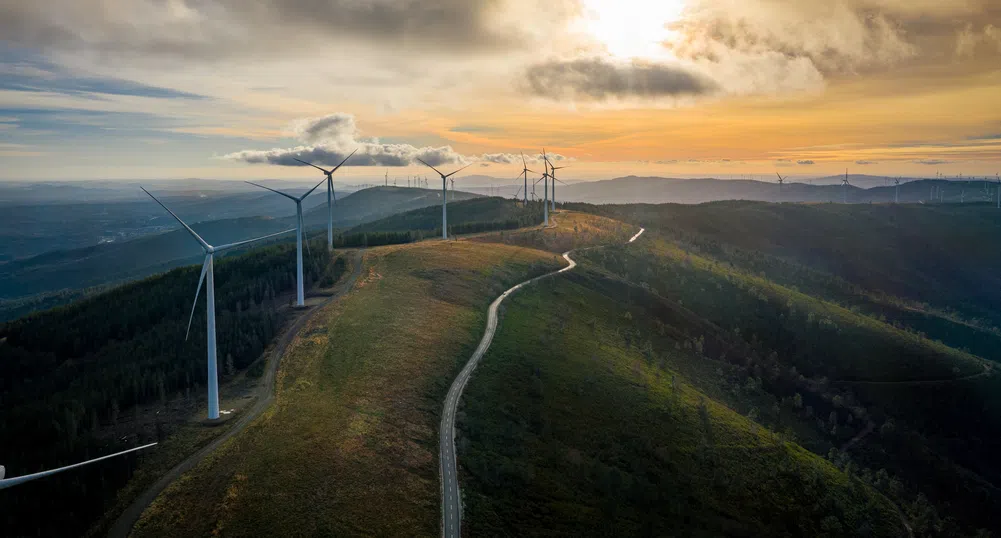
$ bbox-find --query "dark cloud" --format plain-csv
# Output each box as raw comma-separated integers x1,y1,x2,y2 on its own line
856,160,878,165
523,58,717,101
0,0,574,60
913,159,955,165
797,160,815,165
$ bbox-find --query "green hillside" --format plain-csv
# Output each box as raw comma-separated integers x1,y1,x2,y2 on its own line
352,196,543,236
460,267,906,536
301,185,480,228
552,203,1001,535
0,239,340,538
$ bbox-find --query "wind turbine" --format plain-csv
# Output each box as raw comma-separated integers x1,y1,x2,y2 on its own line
534,170,550,226
894,178,901,204
775,172,786,196
518,152,535,206
293,149,357,252
246,178,326,308
842,169,850,204
546,159,568,212
416,159,471,240
142,188,293,420
1,442,158,490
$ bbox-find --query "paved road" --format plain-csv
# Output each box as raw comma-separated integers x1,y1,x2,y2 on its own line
439,228,644,538
108,251,364,538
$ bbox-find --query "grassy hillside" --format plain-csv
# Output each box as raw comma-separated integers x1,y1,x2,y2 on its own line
129,240,564,537
0,187,484,320
302,185,480,228
460,269,905,536
0,238,340,538
564,214,1001,535
351,196,542,236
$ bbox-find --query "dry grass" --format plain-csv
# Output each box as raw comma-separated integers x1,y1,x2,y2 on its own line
131,240,563,537
470,210,636,253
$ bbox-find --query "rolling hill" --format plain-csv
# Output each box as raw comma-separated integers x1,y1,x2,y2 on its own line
0,187,485,319
557,176,997,205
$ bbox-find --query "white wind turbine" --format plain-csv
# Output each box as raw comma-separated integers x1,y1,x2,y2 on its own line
545,158,568,212
246,178,326,307
142,188,293,420
842,169,850,204
1,442,158,490
518,152,535,206
534,169,550,226
416,159,471,240
293,149,357,252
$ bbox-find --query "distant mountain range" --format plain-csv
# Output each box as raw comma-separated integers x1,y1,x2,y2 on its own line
556,175,998,205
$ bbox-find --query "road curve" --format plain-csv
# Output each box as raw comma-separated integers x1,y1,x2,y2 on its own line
108,251,364,538
439,228,644,538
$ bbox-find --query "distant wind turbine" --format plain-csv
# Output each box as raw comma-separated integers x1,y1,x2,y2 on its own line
775,172,786,196
293,150,357,252
894,178,900,204
842,169,850,204
142,188,293,419
1,442,158,490
417,159,471,240
246,179,326,308
518,152,535,206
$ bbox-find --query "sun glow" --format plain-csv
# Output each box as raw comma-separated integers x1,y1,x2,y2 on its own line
578,0,688,60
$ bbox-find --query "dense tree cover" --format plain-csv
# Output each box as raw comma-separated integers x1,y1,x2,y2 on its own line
570,201,1001,328
461,270,905,536
573,228,1000,536
0,238,339,538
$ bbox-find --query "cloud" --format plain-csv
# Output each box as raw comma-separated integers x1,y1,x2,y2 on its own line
913,159,955,165
797,160,815,165
775,159,795,167
223,113,467,167
0,0,577,61
479,153,521,164
523,58,717,101
856,160,878,165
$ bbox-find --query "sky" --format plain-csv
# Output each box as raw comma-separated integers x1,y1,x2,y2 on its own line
0,0,1000,183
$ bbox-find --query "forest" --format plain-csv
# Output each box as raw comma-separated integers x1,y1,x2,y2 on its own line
0,238,339,537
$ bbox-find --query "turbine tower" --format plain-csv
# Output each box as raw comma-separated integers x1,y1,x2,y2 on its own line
142,188,292,419
293,149,357,252
417,159,471,240
546,159,568,212
894,178,901,204
535,171,550,226
1,442,158,490
518,152,534,206
246,178,326,307
842,169,850,204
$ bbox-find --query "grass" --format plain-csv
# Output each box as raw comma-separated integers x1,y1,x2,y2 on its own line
459,271,905,536
573,227,1001,535
471,210,636,253
130,240,564,537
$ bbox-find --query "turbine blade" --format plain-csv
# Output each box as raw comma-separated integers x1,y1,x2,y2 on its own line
185,255,211,341
292,157,331,174
213,228,295,253
416,158,445,178
246,181,298,201
521,151,527,168
297,177,327,201
141,187,212,251
555,178,568,185
301,212,313,261
444,163,472,179
329,148,358,175
0,442,158,491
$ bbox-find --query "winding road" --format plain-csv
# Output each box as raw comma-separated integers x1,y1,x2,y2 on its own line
438,228,645,538
108,251,364,538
